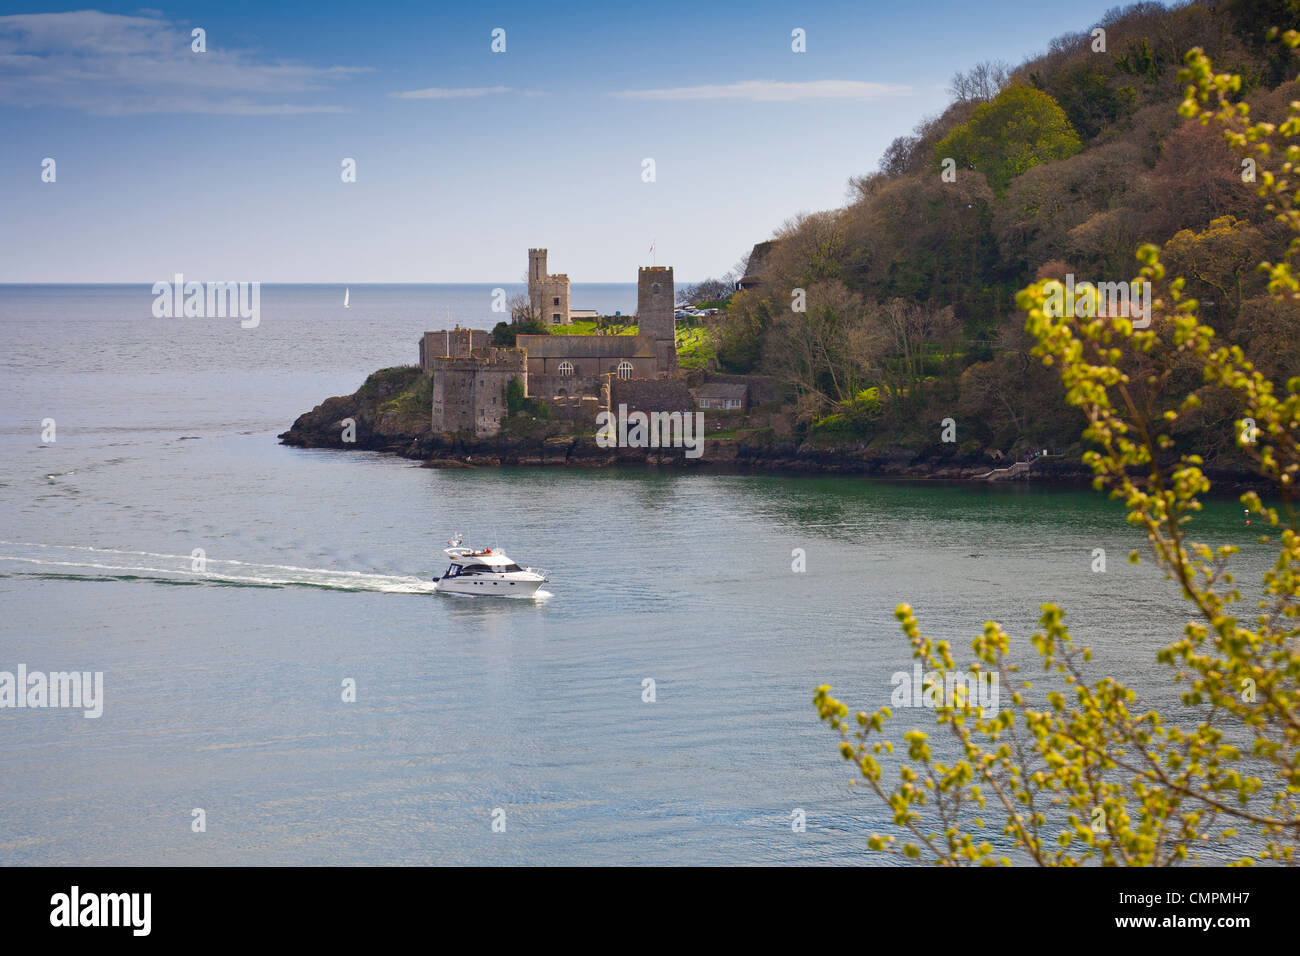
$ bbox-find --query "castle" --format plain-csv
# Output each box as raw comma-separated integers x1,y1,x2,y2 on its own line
528,248,572,326
421,249,681,435
419,329,525,437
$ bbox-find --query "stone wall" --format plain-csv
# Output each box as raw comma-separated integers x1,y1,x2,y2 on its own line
517,333,657,385
610,378,695,413
529,373,604,402
536,275,570,326
700,371,782,406
547,394,603,422
430,347,526,437
420,328,491,372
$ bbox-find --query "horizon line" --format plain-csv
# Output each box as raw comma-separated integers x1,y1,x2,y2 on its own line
0,279,714,286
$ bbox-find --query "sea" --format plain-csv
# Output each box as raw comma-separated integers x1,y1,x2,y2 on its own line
0,284,1273,865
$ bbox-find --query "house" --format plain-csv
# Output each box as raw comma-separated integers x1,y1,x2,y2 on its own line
691,382,748,411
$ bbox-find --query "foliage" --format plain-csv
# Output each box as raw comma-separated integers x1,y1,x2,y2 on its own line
711,289,774,373
505,377,526,416
491,318,550,347
714,3,1300,461
354,365,424,400
814,43,1300,866
810,388,884,437
678,277,735,305
505,377,551,419
933,85,1083,195
378,370,434,418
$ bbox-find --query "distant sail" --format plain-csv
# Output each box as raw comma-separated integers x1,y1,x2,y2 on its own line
344,287,350,308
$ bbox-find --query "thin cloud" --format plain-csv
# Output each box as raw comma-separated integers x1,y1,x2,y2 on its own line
390,85,513,100
0,10,368,115
610,79,913,102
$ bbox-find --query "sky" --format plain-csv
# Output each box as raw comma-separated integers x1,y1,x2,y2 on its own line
0,0,1129,282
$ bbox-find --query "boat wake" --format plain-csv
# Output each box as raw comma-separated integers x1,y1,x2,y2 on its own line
0,541,439,595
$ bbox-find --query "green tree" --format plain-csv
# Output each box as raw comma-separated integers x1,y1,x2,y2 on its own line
934,85,1083,195
1162,216,1268,322
505,377,527,416
816,44,1300,866
491,317,550,347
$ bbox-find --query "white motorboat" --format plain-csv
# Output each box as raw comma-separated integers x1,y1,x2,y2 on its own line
432,535,548,597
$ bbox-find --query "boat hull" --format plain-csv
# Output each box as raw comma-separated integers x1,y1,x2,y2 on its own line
433,574,545,597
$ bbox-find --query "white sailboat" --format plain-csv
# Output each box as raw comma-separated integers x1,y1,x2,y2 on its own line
343,287,350,308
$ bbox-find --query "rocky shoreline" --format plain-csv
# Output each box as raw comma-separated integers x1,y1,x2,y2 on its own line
278,368,1264,490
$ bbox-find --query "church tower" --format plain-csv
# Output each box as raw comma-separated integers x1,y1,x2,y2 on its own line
637,265,676,375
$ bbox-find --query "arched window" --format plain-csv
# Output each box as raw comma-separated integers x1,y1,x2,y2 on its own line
558,361,574,376
617,361,634,380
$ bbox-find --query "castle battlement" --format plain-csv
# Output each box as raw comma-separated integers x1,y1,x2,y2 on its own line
418,328,492,370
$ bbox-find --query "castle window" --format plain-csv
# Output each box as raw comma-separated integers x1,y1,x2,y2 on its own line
552,313,562,324
652,283,661,294
558,361,574,376
553,297,560,306
617,361,633,380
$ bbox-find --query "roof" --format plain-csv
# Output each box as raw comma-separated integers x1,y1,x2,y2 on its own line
739,239,778,286
692,383,748,400
517,334,656,359
446,548,514,566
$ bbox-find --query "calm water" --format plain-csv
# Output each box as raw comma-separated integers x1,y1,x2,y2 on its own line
0,285,1271,865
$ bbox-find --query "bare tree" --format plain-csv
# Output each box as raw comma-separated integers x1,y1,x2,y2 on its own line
678,278,733,306
878,135,919,177
508,291,540,325
873,298,958,400
948,60,1011,103
763,281,879,417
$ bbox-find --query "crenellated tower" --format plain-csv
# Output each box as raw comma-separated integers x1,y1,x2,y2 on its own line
637,265,676,375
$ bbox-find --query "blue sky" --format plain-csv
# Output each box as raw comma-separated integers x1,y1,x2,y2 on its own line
1,1,1127,282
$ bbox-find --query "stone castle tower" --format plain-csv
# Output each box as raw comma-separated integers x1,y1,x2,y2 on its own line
528,248,571,326
430,347,527,438
528,248,547,287
637,266,676,375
